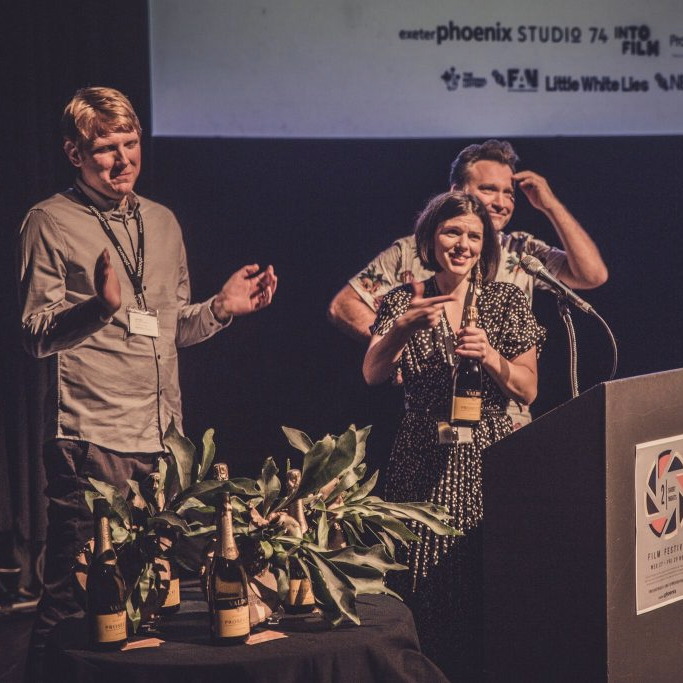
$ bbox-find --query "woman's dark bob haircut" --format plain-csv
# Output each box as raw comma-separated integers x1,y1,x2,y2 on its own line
414,191,500,283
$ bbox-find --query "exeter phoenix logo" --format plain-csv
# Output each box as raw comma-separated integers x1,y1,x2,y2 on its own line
645,449,683,538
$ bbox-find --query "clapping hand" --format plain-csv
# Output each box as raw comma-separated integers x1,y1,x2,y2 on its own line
211,264,278,322
94,248,121,317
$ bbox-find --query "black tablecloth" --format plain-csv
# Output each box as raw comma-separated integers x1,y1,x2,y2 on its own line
46,583,449,683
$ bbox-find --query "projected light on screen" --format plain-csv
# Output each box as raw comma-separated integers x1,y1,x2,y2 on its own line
149,0,683,138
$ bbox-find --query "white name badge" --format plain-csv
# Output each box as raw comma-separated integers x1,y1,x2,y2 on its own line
127,307,160,337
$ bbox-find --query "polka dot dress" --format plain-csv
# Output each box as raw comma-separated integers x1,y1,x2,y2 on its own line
371,277,545,681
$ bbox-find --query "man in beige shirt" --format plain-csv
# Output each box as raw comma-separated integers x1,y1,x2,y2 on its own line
18,86,278,679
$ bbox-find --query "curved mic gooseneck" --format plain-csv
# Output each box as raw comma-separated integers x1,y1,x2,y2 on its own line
518,255,618,393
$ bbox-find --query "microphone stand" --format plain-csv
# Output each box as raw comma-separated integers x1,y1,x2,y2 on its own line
554,294,619,399
556,296,580,399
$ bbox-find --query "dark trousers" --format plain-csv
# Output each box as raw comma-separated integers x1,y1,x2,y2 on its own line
25,439,162,682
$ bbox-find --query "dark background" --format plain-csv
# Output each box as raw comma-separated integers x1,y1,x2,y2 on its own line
2,1,682,589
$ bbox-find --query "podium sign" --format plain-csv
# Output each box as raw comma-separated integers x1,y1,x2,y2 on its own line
635,434,683,615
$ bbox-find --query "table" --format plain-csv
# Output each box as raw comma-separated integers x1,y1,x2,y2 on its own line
45,582,449,683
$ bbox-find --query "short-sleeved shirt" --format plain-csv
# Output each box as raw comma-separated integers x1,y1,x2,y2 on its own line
349,232,566,312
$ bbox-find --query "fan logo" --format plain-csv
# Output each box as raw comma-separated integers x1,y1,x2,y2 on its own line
492,68,538,92
645,449,683,538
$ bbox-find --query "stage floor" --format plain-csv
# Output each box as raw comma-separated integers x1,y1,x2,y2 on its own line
0,601,36,683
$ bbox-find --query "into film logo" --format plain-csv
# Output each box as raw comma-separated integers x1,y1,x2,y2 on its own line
645,449,683,539
492,68,539,92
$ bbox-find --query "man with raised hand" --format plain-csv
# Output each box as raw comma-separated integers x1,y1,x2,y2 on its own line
328,139,607,427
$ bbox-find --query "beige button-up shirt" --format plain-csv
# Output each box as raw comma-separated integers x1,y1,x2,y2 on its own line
18,179,226,452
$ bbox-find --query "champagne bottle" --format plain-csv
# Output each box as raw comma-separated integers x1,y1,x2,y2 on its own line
450,305,483,435
150,469,180,617
201,463,229,600
285,556,315,614
208,487,250,644
86,498,128,650
284,469,315,615
158,531,181,616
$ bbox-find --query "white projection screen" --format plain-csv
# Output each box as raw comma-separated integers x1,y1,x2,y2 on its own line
149,0,683,138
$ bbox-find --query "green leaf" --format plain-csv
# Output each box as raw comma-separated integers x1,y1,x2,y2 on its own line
316,505,329,548
282,426,314,454
136,563,151,605
148,511,191,535
174,496,209,515
273,564,290,602
163,418,196,492
185,524,217,538
173,480,229,508
347,424,372,473
324,464,367,503
305,548,359,627
298,429,357,499
227,478,261,496
87,478,132,529
84,490,100,513
365,497,453,521
257,457,281,517
167,459,182,508
306,545,406,600
127,479,156,515
126,601,142,634
198,428,216,482
364,515,421,544
366,500,460,537
158,457,179,511
344,470,379,504
260,540,274,561
339,519,363,547
368,527,396,557
318,544,401,573
112,525,131,544
345,576,404,600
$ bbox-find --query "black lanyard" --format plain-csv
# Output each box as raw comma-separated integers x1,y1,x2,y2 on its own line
74,186,145,306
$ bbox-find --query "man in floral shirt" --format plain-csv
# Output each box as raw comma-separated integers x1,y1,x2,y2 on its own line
328,139,608,426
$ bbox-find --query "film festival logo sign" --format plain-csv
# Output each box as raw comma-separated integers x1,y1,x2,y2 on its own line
645,449,683,539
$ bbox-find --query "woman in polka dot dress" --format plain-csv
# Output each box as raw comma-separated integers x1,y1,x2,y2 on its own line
363,191,545,681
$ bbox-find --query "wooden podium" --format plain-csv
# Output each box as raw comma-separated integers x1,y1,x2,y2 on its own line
483,368,683,682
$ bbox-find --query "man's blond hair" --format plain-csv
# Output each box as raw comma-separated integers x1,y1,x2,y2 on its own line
61,86,141,148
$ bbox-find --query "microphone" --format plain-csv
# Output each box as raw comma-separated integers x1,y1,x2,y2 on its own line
519,255,596,315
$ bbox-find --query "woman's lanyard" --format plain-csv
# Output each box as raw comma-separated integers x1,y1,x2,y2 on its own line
74,185,146,309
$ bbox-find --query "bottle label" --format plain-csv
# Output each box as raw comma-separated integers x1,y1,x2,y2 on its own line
163,577,180,607
94,611,127,642
218,580,246,597
215,606,250,637
287,578,314,606
451,396,482,422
